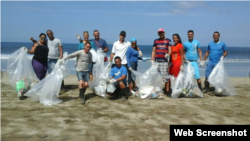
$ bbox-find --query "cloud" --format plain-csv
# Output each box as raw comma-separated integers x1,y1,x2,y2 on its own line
173,1,206,9
169,9,186,14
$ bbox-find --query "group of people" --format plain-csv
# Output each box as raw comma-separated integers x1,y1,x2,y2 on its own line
23,28,227,104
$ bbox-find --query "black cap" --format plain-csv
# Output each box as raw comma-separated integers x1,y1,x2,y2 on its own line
120,31,126,36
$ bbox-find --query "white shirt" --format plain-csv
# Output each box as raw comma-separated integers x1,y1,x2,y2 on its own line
111,40,131,64
47,38,62,59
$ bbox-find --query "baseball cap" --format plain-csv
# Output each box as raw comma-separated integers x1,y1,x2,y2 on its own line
158,28,165,32
120,31,126,36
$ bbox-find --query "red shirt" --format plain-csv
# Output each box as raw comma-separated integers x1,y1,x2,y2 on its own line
171,43,183,63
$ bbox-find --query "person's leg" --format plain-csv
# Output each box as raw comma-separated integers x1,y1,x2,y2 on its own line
47,59,52,74
203,62,214,93
131,63,138,90
191,62,202,90
32,59,45,80
41,62,48,80
88,62,93,81
119,81,127,101
76,71,85,103
127,64,133,92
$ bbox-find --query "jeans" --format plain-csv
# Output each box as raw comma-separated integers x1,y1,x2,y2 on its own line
127,62,138,84
47,58,58,74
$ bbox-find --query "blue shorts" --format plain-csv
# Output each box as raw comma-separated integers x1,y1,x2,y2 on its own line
190,61,200,79
205,61,217,78
76,71,90,82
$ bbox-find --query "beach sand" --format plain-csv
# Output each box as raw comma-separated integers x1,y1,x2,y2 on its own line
1,72,250,141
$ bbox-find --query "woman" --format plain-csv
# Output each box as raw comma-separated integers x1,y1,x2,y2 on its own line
25,33,49,80
126,38,143,95
59,42,92,104
169,33,184,78
78,31,95,81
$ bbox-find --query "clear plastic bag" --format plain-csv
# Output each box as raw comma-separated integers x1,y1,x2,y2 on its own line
171,62,203,98
208,57,237,96
92,48,105,78
7,47,39,97
131,62,164,99
89,49,97,63
89,64,111,98
24,52,70,106
107,83,116,93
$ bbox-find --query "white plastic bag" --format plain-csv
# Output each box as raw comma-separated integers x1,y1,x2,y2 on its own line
208,58,237,96
92,48,105,78
171,62,203,98
7,47,39,97
107,83,116,93
89,65,111,98
24,52,70,106
89,49,97,63
132,62,164,99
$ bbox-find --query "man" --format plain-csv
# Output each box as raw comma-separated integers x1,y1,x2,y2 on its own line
108,56,127,101
76,30,109,80
203,31,227,93
59,42,92,104
151,28,172,95
30,30,64,88
108,31,130,69
183,30,203,90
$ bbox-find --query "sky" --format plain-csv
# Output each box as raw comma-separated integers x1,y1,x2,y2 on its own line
1,1,250,47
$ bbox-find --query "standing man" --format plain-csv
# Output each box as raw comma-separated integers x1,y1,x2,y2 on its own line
108,31,131,69
183,30,203,90
30,30,64,88
151,28,172,95
108,56,128,102
202,31,227,93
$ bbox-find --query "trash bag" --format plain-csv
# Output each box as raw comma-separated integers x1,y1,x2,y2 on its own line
7,47,39,97
24,52,70,106
92,48,105,78
107,83,116,93
89,65,111,98
171,62,203,98
132,62,164,99
89,49,97,63
147,87,165,99
208,57,237,96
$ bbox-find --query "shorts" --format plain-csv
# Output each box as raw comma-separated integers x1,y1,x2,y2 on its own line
76,71,90,82
113,80,126,89
190,61,200,79
205,61,217,79
157,62,170,82
169,61,181,77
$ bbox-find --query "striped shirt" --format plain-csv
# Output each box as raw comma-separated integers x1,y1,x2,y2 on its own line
153,38,172,61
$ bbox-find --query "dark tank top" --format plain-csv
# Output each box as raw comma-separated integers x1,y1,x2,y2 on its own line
33,43,49,64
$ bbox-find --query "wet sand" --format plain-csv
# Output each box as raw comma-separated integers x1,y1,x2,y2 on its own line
1,73,250,141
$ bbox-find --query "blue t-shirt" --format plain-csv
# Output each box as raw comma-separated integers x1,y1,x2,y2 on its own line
78,41,95,50
208,41,227,63
126,47,139,68
90,38,108,51
183,40,201,60
110,65,127,85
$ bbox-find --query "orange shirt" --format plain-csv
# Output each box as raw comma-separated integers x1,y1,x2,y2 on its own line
171,43,183,63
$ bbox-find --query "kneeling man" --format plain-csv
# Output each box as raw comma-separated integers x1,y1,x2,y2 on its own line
109,56,127,102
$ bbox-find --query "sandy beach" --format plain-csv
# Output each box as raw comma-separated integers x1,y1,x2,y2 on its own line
1,72,250,141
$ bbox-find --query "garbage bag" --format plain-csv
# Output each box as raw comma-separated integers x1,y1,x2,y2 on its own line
89,64,111,98
208,57,237,96
24,52,70,106
92,48,105,78
89,49,97,63
7,47,39,97
171,62,203,98
147,87,165,99
132,62,164,99
107,83,116,93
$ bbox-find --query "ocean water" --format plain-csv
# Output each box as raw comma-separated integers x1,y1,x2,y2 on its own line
1,42,250,77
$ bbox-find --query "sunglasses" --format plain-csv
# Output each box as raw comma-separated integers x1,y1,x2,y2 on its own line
131,43,136,45
40,37,46,39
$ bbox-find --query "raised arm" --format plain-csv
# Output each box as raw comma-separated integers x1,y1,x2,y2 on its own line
27,43,39,54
